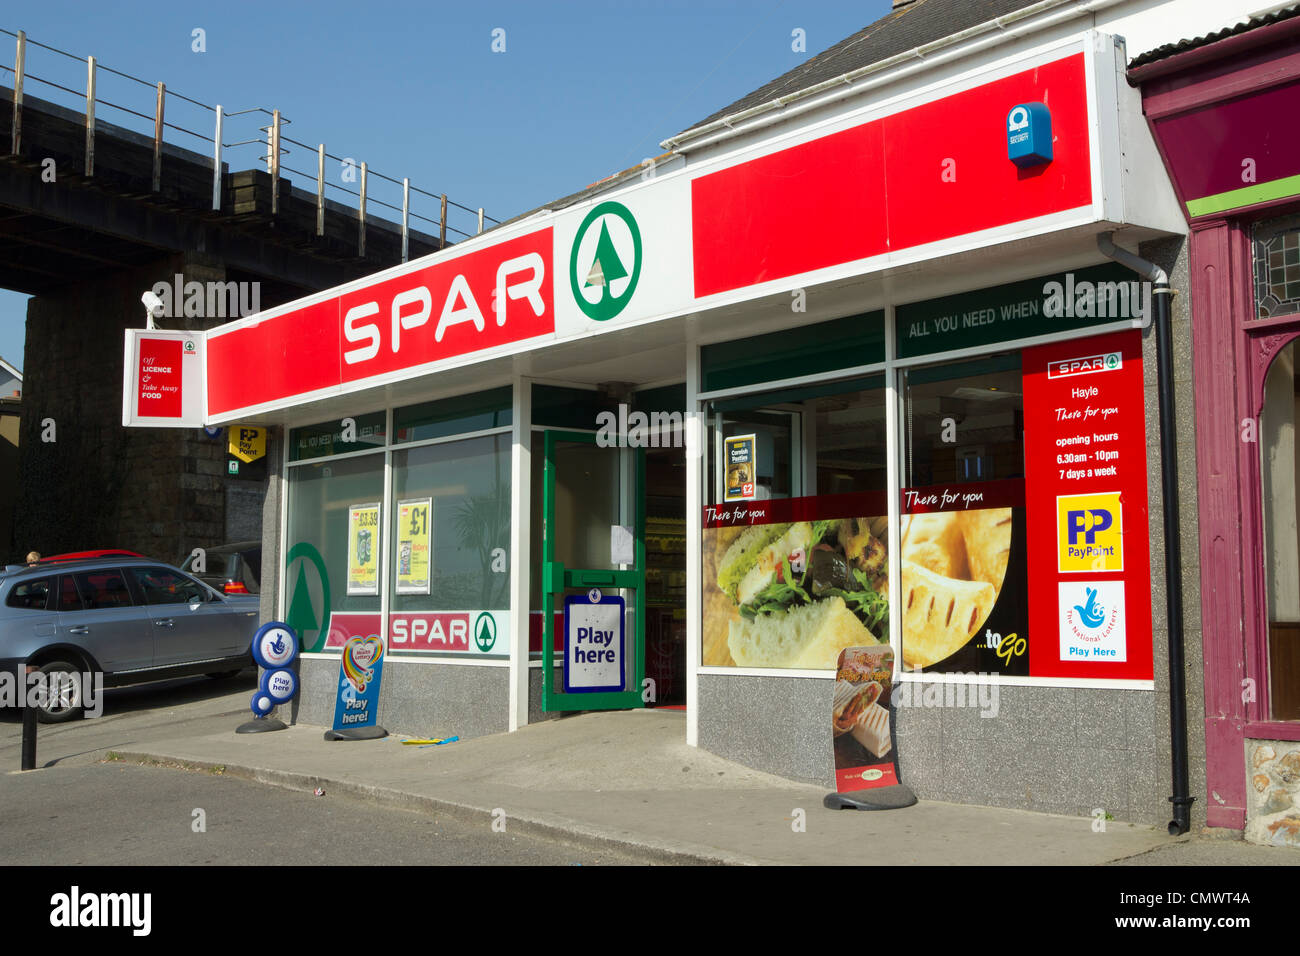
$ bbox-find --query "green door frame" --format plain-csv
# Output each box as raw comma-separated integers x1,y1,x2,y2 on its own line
541,429,646,711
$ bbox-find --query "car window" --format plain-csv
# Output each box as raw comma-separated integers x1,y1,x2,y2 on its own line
6,578,52,611
74,569,135,610
130,567,208,606
57,576,83,611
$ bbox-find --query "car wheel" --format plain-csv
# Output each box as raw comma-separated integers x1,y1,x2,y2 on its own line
34,661,84,723
205,669,242,680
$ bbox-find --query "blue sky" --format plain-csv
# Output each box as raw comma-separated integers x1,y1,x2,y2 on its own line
0,0,892,371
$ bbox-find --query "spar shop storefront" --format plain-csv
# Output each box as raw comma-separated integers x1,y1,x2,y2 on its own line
125,30,1197,824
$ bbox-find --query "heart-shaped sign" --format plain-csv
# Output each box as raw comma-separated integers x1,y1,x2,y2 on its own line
342,635,384,693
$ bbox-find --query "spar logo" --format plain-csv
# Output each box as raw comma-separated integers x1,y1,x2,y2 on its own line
570,200,642,321
1047,351,1122,379
285,542,331,652
1057,492,1123,572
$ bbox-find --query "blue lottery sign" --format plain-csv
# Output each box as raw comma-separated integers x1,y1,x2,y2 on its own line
252,621,298,670
248,622,301,719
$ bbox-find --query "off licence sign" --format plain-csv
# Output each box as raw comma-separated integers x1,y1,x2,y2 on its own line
137,339,183,417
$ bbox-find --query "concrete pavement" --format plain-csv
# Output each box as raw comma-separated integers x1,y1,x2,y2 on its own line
2,678,1296,866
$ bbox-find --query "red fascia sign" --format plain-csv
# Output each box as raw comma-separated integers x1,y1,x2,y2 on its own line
691,53,1093,298
206,229,553,418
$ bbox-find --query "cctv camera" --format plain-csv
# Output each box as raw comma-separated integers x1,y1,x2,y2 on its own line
141,291,166,318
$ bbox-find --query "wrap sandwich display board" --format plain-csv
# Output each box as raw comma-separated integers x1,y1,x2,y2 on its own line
831,646,901,792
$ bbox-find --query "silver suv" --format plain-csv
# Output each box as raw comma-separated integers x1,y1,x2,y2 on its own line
0,556,259,722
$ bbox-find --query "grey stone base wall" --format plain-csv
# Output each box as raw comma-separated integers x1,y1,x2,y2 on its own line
291,657,509,739
527,666,561,726
699,674,1174,826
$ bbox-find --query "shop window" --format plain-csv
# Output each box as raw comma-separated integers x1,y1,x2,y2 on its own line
811,381,886,495
899,353,1026,675
699,377,890,671
902,354,1023,486
703,376,886,505
1259,338,1300,720
285,453,385,633
389,434,511,612
289,412,387,462
393,387,511,444
1254,215,1300,321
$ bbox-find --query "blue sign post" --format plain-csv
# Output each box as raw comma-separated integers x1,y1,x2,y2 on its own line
237,621,300,734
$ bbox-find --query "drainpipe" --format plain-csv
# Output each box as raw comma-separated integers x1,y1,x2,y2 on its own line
1097,232,1193,836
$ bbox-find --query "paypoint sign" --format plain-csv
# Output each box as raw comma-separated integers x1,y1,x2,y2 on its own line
1058,492,1123,572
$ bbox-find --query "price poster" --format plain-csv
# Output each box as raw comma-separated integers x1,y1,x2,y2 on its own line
347,503,381,596
395,497,432,595
723,433,757,501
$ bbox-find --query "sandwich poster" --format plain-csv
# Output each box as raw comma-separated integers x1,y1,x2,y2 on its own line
347,503,380,596
702,492,889,669
723,433,757,501
898,479,1028,675
395,497,432,595
832,646,899,792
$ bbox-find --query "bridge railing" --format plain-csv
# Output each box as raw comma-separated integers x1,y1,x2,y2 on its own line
1,28,497,259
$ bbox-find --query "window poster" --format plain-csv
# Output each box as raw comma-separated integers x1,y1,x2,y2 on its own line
395,497,432,595
1021,329,1153,681
723,433,757,502
702,492,889,669
898,479,1029,676
347,503,381,596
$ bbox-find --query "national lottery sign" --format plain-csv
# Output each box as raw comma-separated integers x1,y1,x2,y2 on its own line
332,633,386,729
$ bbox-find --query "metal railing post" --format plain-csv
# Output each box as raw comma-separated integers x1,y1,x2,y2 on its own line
358,161,368,256
316,144,325,236
152,82,165,191
440,193,447,247
401,177,410,263
84,56,96,176
478,207,485,235
270,109,281,215
212,105,223,210
11,30,25,155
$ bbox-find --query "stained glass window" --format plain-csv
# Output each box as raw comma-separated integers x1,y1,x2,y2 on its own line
1254,215,1300,320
